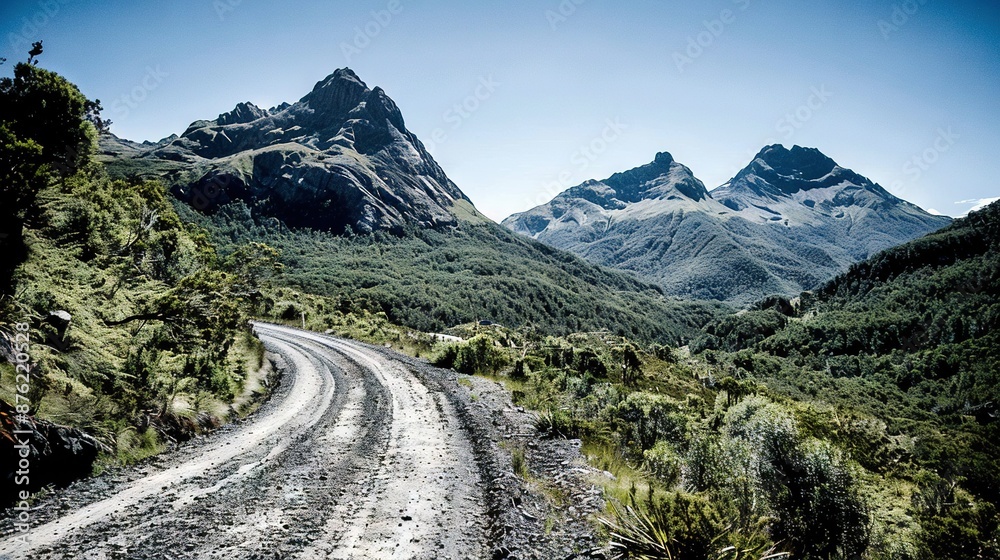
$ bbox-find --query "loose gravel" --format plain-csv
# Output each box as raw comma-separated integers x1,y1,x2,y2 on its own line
0,324,609,559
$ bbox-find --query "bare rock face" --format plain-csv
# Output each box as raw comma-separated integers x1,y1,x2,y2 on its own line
216,102,268,126
120,68,475,234
45,310,72,337
1,399,106,506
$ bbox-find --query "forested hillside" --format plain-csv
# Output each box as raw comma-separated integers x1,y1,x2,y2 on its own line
0,53,279,499
173,201,727,345
690,200,1000,558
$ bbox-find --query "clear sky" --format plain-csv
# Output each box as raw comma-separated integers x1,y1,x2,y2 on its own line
2,0,998,221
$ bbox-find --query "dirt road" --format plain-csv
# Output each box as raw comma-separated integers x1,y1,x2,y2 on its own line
0,324,489,559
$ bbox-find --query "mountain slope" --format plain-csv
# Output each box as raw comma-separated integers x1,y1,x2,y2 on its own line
503,146,951,306
713,145,949,263
105,68,484,234
176,202,727,344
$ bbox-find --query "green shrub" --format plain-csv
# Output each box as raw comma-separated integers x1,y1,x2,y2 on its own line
683,432,724,493
643,441,682,487
603,491,727,560
770,441,870,558
430,342,460,369
610,392,688,454
574,348,609,378
535,408,584,439
723,397,870,558
912,472,1000,560
451,334,509,374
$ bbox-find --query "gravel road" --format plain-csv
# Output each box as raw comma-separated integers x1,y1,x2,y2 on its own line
0,324,610,559
0,324,490,559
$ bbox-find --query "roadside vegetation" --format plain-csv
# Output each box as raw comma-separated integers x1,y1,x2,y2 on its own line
686,202,1000,560
265,203,1000,559
169,200,729,346
254,296,883,558
0,49,281,491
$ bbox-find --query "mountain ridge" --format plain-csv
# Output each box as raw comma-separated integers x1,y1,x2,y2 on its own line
103,67,485,234
503,146,951,305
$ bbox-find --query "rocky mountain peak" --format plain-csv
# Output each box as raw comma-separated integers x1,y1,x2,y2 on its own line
652,151,675,166
314,67,367,92
217,101,267,126
605,152,672,187
504,146,950,306
129,68,478,234
300,67,372,119
363,86,406,132
727,144,870,197
601,151,707,203
753,144,838,181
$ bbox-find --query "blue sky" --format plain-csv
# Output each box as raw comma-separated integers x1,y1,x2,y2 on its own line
2,0,998,221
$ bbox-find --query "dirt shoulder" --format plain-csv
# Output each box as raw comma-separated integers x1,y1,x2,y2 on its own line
359,342,611,559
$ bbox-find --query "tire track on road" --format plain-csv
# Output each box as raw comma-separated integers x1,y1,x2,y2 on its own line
0,324,488,559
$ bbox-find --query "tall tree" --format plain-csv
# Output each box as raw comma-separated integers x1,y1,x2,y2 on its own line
0,46,103,292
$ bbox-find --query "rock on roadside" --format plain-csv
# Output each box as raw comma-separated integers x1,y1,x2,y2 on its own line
0,399,107,506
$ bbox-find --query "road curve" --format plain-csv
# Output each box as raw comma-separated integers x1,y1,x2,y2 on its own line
0,323,488,559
